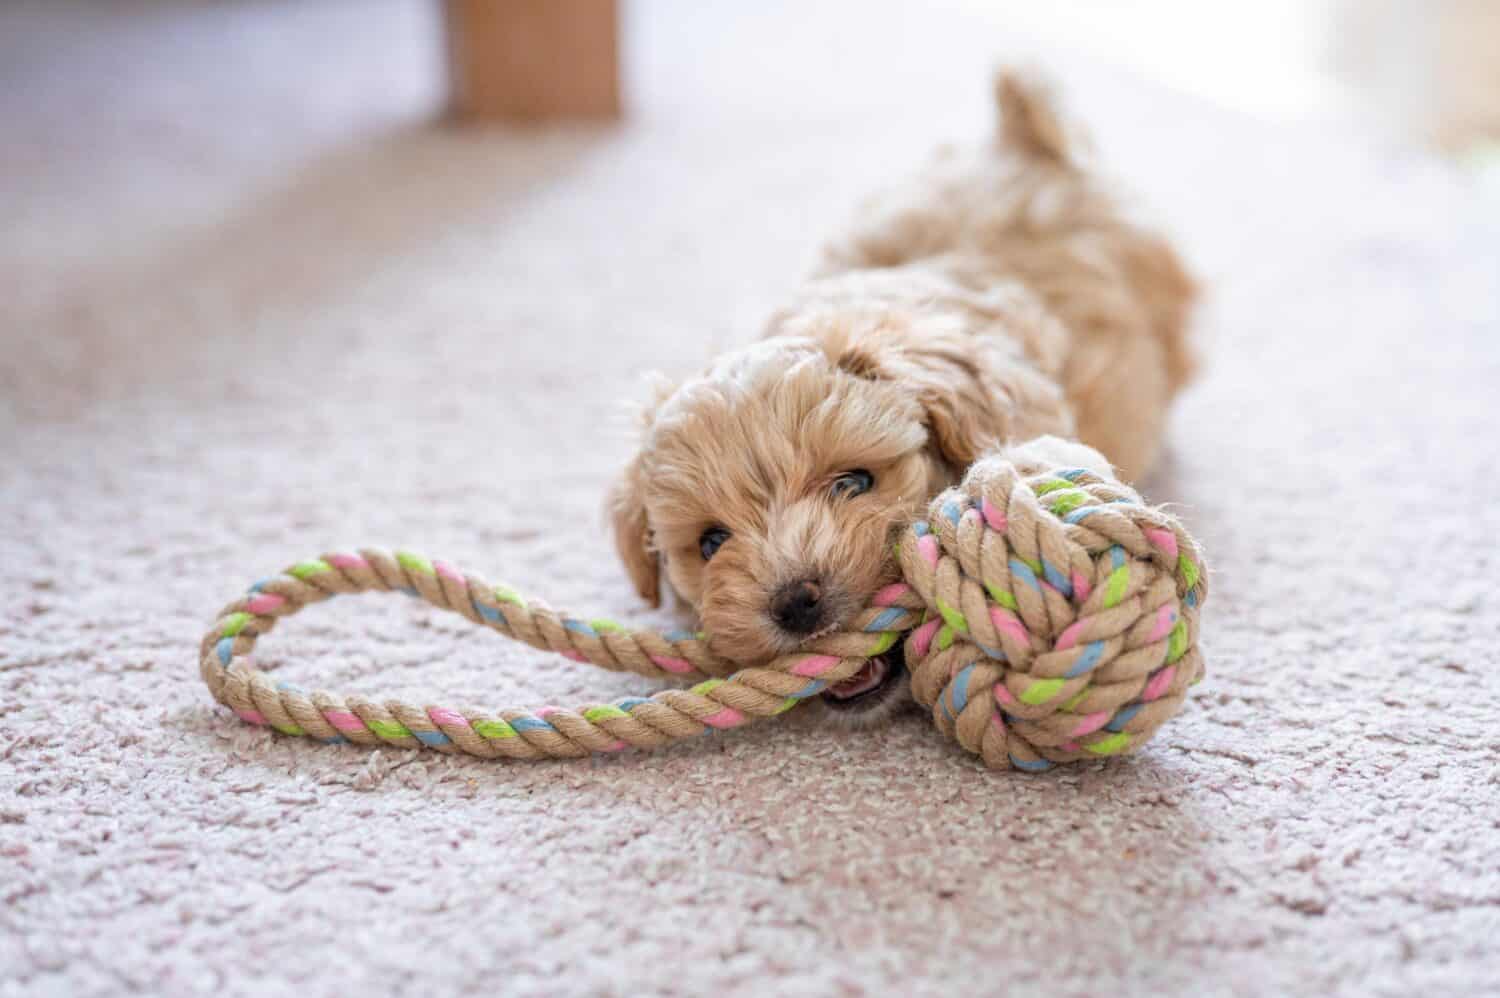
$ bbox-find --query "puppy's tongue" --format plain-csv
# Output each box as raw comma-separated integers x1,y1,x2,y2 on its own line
825,656,890,700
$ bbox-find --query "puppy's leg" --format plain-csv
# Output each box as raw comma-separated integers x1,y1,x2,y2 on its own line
1002,434,1112,477
1062,323,1173,483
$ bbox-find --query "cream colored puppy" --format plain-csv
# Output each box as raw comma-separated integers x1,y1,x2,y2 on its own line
610,71,1196,722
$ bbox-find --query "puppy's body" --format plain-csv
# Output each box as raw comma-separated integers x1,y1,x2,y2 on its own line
611,72,1196,720
786,73,1196,482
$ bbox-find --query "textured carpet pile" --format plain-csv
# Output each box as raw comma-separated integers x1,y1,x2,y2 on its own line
2,2,1497,995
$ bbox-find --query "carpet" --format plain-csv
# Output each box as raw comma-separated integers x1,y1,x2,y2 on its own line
3,2,1497,995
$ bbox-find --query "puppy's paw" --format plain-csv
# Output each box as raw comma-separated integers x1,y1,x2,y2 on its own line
1003,434,1112,476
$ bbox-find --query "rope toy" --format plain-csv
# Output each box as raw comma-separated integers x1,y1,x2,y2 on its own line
199,454,1207,771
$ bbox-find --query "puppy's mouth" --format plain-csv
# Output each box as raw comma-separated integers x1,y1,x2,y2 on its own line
820,642,907,713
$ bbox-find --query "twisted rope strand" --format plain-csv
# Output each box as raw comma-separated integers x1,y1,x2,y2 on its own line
197,455,1208,770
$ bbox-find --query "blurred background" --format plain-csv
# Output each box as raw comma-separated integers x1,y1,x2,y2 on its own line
2,0,1496,417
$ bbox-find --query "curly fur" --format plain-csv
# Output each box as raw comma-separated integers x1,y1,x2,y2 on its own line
610,70,1197,695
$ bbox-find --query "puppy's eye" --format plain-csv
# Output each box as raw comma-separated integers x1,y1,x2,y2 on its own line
830,469,875,500
699,526,731,561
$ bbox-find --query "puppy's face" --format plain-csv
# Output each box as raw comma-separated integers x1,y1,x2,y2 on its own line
612,310,1040,720
639,335,943,650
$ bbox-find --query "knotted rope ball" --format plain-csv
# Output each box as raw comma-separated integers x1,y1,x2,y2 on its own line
199,454,1207,771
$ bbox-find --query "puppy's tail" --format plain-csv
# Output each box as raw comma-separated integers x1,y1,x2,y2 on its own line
993,69,1079,166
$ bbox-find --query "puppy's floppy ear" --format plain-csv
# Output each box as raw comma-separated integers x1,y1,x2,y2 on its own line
835,327,1019,472
608,453,660,606
835,320,1075,474
607,373,676,606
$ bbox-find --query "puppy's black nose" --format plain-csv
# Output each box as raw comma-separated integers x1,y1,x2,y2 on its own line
771,579,825,634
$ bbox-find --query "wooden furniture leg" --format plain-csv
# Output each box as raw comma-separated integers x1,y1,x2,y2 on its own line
443,0,621,122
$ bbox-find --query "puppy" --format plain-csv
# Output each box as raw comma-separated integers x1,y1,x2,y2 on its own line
609,71,1197,724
